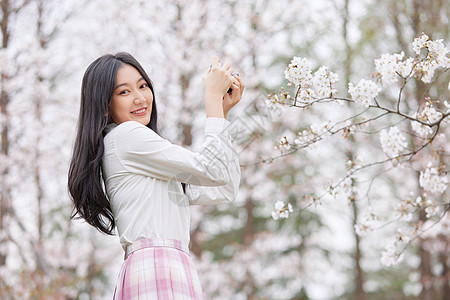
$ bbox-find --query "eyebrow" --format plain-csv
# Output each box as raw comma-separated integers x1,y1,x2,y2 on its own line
114,77,146,90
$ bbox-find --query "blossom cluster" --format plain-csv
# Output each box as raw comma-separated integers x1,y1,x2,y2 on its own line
395,194,440,222
419,101,443,124
266,92,288,114
284,57,312,87
374,33,449,87
275,136,291,153
354,207,381,237
380,244,404,267
296,87,316,103
379,126,407,157
395,195,418,222
445,100,450,114
312,66,339,97
271,200,293,220
348,79,381,107
411,101,443,137
274,122,333,153
331,177,355,200
424,200,440,219
381,229,412,267
419,164,448,194
412,33,450,83
346,158,363,174
388,195,442,268
284,58,340,104
375,52,414,83
294,122,330,147
410,120,433,137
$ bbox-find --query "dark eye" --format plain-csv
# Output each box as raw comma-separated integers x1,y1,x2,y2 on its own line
119,90,129,95
140,83,149,89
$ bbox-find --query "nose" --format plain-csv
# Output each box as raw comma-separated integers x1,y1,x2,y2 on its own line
134,91,146,104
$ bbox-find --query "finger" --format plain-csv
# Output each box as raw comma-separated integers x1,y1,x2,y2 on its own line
222,62,231,71
237,77,245,95
232,75,241,90
212,56,220,68
234,74,243,84
225,67,233,76
202,68,210,82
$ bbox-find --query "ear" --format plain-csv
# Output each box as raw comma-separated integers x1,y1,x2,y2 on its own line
104,105,111,117
105,108,113,123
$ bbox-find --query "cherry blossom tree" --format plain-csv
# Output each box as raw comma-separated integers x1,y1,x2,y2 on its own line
0,0,121,298
267,32,449,298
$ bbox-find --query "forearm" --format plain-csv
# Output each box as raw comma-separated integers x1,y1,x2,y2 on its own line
205,92,225,118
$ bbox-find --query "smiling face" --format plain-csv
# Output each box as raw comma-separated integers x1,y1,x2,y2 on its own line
109,64,153,126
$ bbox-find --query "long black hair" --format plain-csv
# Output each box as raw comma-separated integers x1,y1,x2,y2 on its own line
68,52,158,235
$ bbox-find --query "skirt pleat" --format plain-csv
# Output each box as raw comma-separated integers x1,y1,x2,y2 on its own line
113,238,205,300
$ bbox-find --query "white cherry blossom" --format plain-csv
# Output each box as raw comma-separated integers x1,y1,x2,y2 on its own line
271,201,293,220
284,57,312,87
375,52,413,83
419,164,448,194
411,102,442,137
379,126,407,157
381,245,404,267
312,66,339,97
266,95,286,114
297,87,316,103
411,119,433,137
412,33,429,55
412,34,450,82
348,79,381,107
421,102,443,124
354,207,380,237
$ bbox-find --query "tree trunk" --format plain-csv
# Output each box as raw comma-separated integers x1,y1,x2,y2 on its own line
34,0,46,278
351,199,368,300
342,0,368,297
180,73,192,146
243,193,254,247
439,233,450,300
418,210,437,300
0,0,11,267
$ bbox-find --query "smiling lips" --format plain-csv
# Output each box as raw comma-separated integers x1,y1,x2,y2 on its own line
131,107,147,116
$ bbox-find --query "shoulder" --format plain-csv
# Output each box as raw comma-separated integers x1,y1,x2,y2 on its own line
109,121,164,152
110,121,155,138
117,120,147,131
105,121,159,145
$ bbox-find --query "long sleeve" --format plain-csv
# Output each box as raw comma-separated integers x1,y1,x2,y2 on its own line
111,118,237,187
186,138,240,205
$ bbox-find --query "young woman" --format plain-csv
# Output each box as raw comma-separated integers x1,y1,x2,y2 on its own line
68,52,243,299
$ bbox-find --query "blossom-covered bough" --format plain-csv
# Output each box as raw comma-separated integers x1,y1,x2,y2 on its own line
266,33,449,266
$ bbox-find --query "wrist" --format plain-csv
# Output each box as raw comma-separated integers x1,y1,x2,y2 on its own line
205,99,225,118
205,91,223,102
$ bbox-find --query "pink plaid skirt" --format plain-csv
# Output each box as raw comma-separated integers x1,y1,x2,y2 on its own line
113,237,205,299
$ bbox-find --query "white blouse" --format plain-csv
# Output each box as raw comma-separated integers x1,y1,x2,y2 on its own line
102,118,240,250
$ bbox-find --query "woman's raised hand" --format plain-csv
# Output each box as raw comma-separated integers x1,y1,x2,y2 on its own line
203,57,243,119
222,73,244,119
203,57,233,97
